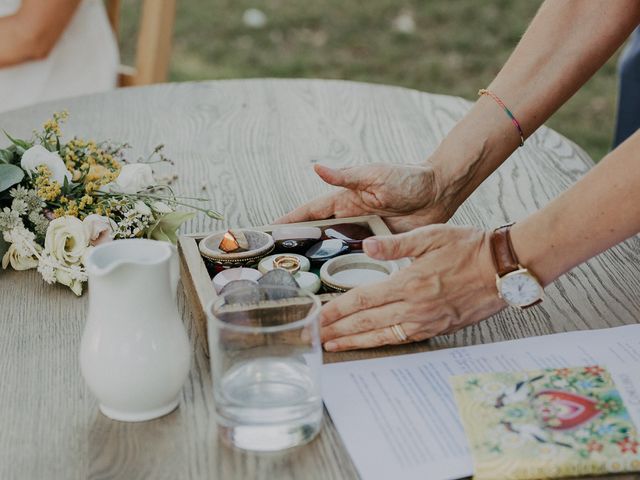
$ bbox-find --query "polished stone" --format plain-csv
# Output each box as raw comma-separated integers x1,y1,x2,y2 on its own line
258,269,301,300
294,271,321,294
218,279,262,305
272,226,322,254
305,239,350,263
274,238,318,254
323,223,373,250
271,226,322,242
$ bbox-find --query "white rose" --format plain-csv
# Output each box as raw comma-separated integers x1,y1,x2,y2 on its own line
105,163,155,194
20,145,72,185
83,214,117,246
45,216,88,266
1,243,39,271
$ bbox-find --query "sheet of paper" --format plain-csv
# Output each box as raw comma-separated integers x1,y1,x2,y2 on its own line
321,324,640,480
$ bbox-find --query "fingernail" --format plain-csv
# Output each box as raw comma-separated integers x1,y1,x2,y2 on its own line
324,341,337,352
363,238,379,256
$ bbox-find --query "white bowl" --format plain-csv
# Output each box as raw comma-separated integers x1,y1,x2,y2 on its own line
320,253,399,292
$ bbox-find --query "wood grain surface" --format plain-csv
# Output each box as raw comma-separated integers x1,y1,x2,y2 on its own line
0,79,638,480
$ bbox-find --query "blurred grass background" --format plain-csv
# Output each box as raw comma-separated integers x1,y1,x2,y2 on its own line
120,0,623,161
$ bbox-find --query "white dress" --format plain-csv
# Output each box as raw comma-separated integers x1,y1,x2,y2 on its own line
0,0,119,113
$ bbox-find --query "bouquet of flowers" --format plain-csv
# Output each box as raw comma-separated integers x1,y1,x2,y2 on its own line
0,112,221,295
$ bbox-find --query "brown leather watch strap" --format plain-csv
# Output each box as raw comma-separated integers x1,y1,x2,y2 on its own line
490,224,519,276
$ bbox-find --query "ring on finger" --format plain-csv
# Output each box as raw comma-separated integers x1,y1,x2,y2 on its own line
390,323,408,342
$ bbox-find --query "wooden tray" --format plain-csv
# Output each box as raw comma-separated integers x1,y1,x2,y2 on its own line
178,215,397,356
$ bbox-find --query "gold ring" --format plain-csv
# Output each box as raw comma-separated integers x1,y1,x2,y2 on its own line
273,255,301,275
390,324,408,342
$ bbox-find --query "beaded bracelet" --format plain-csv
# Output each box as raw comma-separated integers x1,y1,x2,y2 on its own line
478,89,525,147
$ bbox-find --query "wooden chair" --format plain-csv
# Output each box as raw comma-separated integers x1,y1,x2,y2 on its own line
105,0,177,87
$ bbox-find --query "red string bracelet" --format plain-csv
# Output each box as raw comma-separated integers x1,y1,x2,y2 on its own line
478,89,525,147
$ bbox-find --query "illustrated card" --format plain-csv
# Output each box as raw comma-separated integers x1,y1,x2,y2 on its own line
451,366,640,479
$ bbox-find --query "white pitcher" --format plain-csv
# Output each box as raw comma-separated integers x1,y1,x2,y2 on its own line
80,239,191,422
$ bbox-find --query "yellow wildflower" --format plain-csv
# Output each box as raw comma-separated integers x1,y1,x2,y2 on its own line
85,164,110,183
79,194,94,210
65,200,79,217
34,165,62,201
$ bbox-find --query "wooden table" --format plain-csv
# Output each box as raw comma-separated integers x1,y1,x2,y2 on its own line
1,79,639,480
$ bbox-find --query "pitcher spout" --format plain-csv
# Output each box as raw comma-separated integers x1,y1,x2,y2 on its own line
85,238,174,278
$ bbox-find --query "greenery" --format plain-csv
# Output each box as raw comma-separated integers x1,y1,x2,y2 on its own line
120,0,624,161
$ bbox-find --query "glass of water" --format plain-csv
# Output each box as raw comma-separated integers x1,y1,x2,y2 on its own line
207,285,323,451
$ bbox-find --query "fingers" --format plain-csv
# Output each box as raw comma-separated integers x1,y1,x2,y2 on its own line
273,192,337,224
323,327,398,351
321,280,403,327
363,232,424,260
321,302,404,343
323,322,425,352
314,164,369,190
363,225,447,260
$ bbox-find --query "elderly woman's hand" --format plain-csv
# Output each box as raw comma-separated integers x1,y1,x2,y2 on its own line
274,163,455,233
321,224,506,351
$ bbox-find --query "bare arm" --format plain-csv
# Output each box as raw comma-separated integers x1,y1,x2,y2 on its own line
320,131,640,353
277,0,640,233
512,130,640,287
432,0,640,211
0,0,81,67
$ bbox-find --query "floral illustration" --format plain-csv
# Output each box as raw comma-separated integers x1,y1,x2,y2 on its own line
452,366,640,479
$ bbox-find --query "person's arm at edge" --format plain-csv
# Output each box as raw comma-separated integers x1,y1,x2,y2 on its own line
0,0,81,68
511,129,640,288
431,0,640,217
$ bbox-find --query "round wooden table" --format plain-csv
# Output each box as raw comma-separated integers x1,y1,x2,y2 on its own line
1,79,639,480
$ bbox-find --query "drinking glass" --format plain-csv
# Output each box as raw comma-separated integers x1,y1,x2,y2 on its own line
207,286,323,451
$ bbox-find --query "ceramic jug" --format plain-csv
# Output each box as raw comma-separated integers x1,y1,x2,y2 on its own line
80,239,191,422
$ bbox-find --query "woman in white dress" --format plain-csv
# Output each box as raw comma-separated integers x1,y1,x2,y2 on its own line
0,0,119,113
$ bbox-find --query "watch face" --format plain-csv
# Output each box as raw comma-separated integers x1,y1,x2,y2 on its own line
498,270,543,307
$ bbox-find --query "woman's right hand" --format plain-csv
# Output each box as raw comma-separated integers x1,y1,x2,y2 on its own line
274,163,456,233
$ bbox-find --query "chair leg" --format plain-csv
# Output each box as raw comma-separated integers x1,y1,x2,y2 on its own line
133,0,177,85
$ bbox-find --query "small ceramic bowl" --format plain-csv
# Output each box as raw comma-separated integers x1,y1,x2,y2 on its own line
212,267,262,294
320,253,399,292
199,229,275,272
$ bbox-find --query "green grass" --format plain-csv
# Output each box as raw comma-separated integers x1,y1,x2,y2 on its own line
120,0,622,161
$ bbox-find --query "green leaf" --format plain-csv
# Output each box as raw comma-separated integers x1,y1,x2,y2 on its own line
3,131,32,153
0,145,19,165
147,211,195,245
0,149,12,164
0,164,24,193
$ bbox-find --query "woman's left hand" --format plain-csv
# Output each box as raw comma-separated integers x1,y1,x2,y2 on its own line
321,224,507,351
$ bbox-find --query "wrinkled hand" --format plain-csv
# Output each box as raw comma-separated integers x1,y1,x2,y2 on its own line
321,225,506,351
274,163,453,233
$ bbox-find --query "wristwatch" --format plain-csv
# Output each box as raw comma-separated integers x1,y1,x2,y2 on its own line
489,224,543,309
